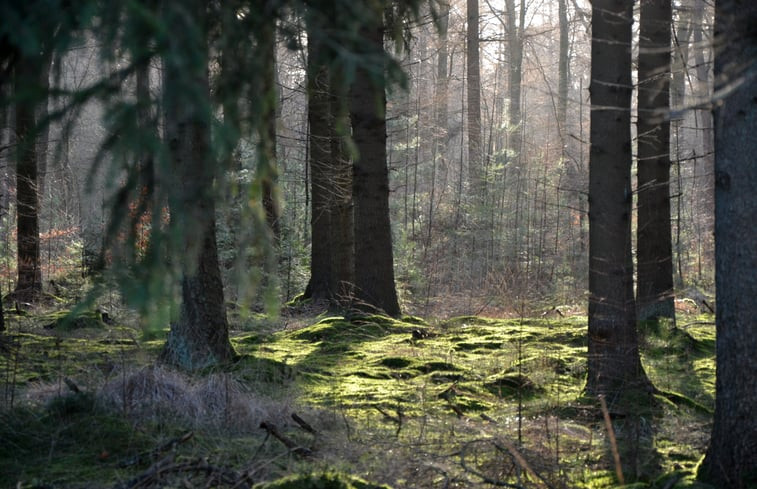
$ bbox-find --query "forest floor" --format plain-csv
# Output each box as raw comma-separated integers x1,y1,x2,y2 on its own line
0,276,717,489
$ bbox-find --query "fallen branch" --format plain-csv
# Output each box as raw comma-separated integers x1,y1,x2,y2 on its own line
459,440,524,489
115,455,251,489
291,412,316,434
119,432,194,468
259,421,312,457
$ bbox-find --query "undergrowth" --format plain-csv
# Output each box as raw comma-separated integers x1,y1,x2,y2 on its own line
0,287,716,489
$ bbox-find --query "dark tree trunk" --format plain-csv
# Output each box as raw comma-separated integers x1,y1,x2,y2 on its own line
305,49,333,303
637,0,675,322
350,16,400,317
36,53,52,208
328,69,354,304
586,0,653,401
260,17,281,242
159,0,235,370
466,0,483,196
304,12,354,308
699,2,757,486
14,54,42,297
504,0,525,160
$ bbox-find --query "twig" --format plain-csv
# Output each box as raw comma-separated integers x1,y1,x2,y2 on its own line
445,399,465,419
259,421,312,457
599,395,624,486
493,440,556,489
291,412,316,434
118,432,194,468
116,456,249,489
459,440,525,489
374,405,400,424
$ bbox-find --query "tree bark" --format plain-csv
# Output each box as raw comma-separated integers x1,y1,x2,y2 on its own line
504,0,525,161
586,0,653,401
304,11,355,307
14,53,43,297
699,2,757,486
159,0,235,370
350,13,400,317
466,0,483,196
636,0,675,322
557,0,569,138
259,16,281,242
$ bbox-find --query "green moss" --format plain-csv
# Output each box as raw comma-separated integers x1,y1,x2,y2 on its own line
41,310,107,331
253,471,392,489
483,373,542,398
0,395,153,487
379,357,414,369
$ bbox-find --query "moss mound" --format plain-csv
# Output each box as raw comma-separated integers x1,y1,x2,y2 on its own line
483,373,542,398
42,310,108,331
253,471,392,489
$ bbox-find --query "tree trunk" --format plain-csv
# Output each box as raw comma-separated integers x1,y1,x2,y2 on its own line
36,53,52,209
699,2,757,486
304,11,354,308
504,0,525,161
636,0,675,322
350,14,400,317
259,17,281,242
466,0,483,196
557,0,569,138
328,68,354,303
159,0,235,370
14,53,43,297
586,0,653,401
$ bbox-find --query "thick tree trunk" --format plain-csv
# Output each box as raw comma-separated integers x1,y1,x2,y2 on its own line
14,54,43,297
328,69,354,303
305,53,333,303
637,0,675,322
699,2,757,486
159,0,235,370
350,17,400,317
304,14,354,308
586,0,653,401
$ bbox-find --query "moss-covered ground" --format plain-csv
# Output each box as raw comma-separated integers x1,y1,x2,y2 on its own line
0,288,716,489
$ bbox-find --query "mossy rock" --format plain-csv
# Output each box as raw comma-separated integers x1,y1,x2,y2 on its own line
253,471,392,489
484,373,542,398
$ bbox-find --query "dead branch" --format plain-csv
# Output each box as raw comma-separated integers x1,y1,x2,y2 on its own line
291,412,316,434
259,421,312,458
118,432,194,468
459,440,525,489
115,455,252,489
